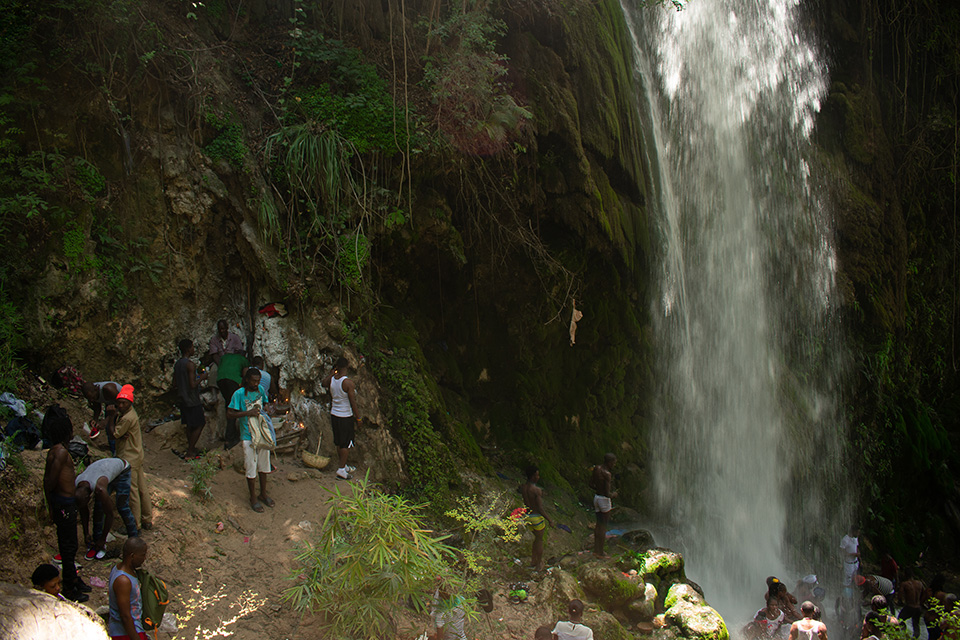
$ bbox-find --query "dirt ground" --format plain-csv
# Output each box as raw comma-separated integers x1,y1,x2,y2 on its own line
0,381,594,640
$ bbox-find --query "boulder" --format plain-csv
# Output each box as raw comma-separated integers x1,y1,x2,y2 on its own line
0,582,109,639
579,561,644,609
643,549,685,581
610,506,642,524
664,583,728,640
620,528,656,551
583,610,632,640
625,583,659,621
539,569,585,614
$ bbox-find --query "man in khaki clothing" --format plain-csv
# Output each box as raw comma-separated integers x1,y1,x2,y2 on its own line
108,384,152,529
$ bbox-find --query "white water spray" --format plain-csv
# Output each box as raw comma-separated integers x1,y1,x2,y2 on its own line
620,0,850,622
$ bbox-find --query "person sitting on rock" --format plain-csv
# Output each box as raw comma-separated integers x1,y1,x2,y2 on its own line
31,564,63,599
552,599,593,640
862,594,901,640
75,457,139,559
788,601,827,640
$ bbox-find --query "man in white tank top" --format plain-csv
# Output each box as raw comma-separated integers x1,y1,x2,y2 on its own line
788,601,828,640
322,356,361,480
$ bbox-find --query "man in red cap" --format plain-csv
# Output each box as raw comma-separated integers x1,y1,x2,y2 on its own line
108,384,153,530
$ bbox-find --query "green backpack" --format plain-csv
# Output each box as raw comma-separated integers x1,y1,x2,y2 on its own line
136,568,170,634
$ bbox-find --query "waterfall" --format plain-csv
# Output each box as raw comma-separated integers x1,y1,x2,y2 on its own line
621,0,851,621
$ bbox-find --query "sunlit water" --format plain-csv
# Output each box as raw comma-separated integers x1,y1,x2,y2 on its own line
619,0,851,626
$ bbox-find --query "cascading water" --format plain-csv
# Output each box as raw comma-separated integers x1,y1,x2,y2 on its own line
620,0,851,622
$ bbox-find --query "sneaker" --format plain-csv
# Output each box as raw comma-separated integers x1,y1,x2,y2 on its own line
76,578,92,593
85,548,106,560
52,553,62,565
63,589,90,603
345,465,356,473
89,426,101,438
336,468,352,480
84,548,97,560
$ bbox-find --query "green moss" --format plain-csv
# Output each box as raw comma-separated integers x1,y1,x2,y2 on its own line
204,110,247,169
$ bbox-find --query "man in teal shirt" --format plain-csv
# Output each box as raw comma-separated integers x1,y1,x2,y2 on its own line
226,368,274,513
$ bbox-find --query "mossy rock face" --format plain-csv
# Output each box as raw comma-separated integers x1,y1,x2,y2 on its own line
626,585,657,622
642,549,685,581
579,561,644,608
664,584,729,640
540,568,586,615
584,610,633,640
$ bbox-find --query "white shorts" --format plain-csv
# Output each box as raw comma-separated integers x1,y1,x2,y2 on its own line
242,440,271,479
594,494,612,513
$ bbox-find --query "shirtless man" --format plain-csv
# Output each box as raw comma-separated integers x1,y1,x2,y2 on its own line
862,595,900,639
788,601,828,640
521,465,555,571
899,569,925,638
590,453,616,558
43,411,89,602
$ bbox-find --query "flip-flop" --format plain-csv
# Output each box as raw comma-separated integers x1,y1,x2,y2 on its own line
172,449,185,460
250,502,264,513
260,496,275,508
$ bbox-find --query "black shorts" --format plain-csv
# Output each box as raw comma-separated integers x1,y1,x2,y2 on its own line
331,415,355,449
180,404,205,429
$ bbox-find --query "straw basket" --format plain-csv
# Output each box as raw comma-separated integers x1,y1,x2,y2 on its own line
301,451,330,470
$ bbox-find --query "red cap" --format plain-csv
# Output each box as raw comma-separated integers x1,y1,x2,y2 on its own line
116,384,135,403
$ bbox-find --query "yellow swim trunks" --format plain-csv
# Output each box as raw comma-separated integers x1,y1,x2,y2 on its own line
526,513,546,532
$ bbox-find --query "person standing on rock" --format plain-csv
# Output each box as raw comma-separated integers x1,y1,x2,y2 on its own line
108,537,148,640
322,357,360,480
227,367,274,513
840,525,860,586
898,569,925,638
75,457,139,560
174,339,208,460
209,319,244,367
552,599,593,640
788,601,828,640
43,412,89,602
109,384,153,530
589,453,616,558
521,465,555,571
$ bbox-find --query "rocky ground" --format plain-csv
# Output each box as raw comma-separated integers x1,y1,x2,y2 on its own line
0,376,729,640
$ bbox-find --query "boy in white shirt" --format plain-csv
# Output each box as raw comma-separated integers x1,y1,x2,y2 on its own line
552,599,593,640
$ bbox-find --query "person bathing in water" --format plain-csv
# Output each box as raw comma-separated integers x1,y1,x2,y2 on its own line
788,601,828,640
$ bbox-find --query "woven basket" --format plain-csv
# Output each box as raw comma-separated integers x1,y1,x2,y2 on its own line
301,451,330,470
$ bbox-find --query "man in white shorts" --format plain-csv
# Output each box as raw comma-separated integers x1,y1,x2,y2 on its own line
589,453,616,558
227,368,275,513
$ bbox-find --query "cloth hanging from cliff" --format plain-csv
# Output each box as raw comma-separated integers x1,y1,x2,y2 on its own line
258,302,288,318
569,300,583,346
